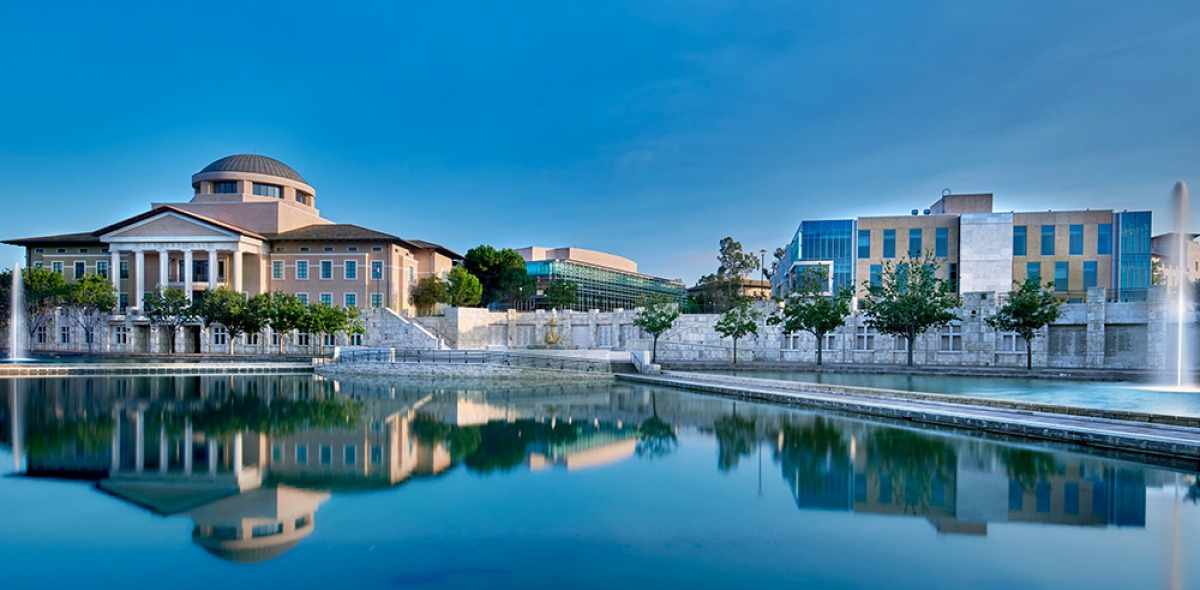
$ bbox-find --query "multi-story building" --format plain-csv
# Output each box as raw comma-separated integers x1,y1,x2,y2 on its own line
517,246,686,311
1150,232,1200,288
772,193,1153,302
4,155,461,350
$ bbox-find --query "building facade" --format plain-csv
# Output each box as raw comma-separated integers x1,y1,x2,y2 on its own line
4,155,460,353
772,193,1153,303
517,246,686,312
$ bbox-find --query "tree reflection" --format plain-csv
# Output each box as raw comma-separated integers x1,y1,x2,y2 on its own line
713,405,757,472
997,447,1062,491
637,392,677,460
866,428,956,512
774,417,849,498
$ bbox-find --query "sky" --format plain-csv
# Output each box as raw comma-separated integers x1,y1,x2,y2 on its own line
0,1,1197,284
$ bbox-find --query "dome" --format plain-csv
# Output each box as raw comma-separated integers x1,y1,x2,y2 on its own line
199,154,307,183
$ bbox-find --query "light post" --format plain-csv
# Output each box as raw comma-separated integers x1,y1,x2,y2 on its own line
759,248,766,300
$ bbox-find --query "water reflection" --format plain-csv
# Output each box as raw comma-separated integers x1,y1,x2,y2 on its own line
0,375,1196,566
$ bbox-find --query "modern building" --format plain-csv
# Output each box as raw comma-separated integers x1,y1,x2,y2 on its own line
772,193,1153,303
517,246,686,311
4,154,461,352
1150,232,1200,288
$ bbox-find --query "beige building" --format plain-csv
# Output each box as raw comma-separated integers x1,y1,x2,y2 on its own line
5,155,461,352
1150,232,1200,288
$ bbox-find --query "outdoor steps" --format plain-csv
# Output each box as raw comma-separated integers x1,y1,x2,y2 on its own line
616,372,1200,468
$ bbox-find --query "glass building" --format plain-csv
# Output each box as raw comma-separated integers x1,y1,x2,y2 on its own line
773,219,856,296
1115,211,1152,302
524,259,686,312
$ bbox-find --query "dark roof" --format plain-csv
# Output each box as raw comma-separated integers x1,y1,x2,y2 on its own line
3,232,102,246
93,206,266,240
269,224,408,244
406,239,464,260
199,154,307,184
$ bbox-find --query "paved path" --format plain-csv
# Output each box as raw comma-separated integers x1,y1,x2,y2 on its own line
617,372,1200,467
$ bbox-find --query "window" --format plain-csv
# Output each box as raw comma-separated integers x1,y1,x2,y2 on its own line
371,445,383,465
948,263,958,292
85,329,94,345
252,183,281,198
272,260,284,280
908,228,922,258
857,230,871,259
296,261,309,280
350,333,363,346
370,293,383,308
112,326,128,345
97,261,109,279
409,266,416,285
1097,223,1112,255
271,331,281,346
319,293,333,306
1069,225,1083,255
347,246,358,252
120,260,129,279
935,227,948,258
371,261,383,280
869,265,883,288
212,327,228,346
119,294,128,310
344,446,357,465
939,323,962,352
296,444,308,464
60,327,71,344
323,247,334,252
320,445,332,465
882,229,896,259
297,332,311,346
245,332,260,346
33,262,43,268
344,293,357,308
323,333,336,347
855,325,874,351
372,246,383,252
1026,262,1041,281
213,181,238,194
345,260,357,279
299,247,310,252
79,248,89,254
34,248,43,254
1083,261,1098,290
296,293,309,305
320,260,333,280
1000,332,1027,352
74,261,85,278
1041,225,1055,256
894,335,908,352
52,261,63,274
1054,261,1069,292
781,333,803,350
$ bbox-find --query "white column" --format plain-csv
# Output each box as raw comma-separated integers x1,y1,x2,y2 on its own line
183,420,193,476
134,250,145,312
183,250,194,301
232,250,243,292
109,250,120,289
208,249,218,290
158,250,169,288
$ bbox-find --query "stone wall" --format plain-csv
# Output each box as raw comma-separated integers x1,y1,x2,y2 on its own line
316,361,614,382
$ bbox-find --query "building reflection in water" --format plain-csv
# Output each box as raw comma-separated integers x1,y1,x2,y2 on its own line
1,374,1195,565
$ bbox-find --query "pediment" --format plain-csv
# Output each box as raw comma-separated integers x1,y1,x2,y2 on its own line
101,211,242,240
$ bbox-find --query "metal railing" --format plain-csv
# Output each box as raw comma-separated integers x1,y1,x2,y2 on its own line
334,348,612,373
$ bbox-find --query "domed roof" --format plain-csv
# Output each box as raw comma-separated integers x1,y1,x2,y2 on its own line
199,154,307,183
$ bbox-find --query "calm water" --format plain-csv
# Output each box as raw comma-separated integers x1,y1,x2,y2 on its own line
0,375,1196,590
695,370,1200,418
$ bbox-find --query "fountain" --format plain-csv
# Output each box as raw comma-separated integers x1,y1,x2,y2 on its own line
1171,182,1194,389
9,262,28,361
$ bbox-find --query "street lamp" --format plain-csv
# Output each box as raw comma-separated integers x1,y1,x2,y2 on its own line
759,248,766,299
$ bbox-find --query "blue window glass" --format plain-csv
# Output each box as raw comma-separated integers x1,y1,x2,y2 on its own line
213,181,237,194
1069,224,1083,255
793,220,857,294
908,228,922,258
869,265,882,288
1026,262,1041,281
1054,261,1069,292
1009,481,1023,511
1041,225,1055,256
857,230,870,259
1097,223,1112,255
1064,483,1079,515
1083,261,1097,289
1013,226,1027,256
253,183,281,198
882,229,895,259
1036,482,1051,513
1117,212,1151,301
935,227,948,258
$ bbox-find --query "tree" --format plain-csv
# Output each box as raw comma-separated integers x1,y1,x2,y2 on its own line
63,274,117,353
986,277,1063,370
446,265,483,307
543,277,578,310
194,287,267,355
633,295,680,364
859,255,959,367
0,269,11,339
463,245,536,307
716,237,760,301
768,266,851,365
410,276,449,316
714,296,761,364
23,266,68,342
263,291,307,354
142,287,196,354
299,303,358,355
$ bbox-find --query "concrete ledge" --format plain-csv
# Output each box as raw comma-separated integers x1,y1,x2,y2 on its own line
618,373,1200,466
0,362,315,378
317,362,615,382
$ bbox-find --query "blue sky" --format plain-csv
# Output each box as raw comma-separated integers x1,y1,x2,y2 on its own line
1,1,1197,284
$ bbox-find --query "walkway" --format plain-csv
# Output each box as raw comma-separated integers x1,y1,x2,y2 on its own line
616,372,1200,467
